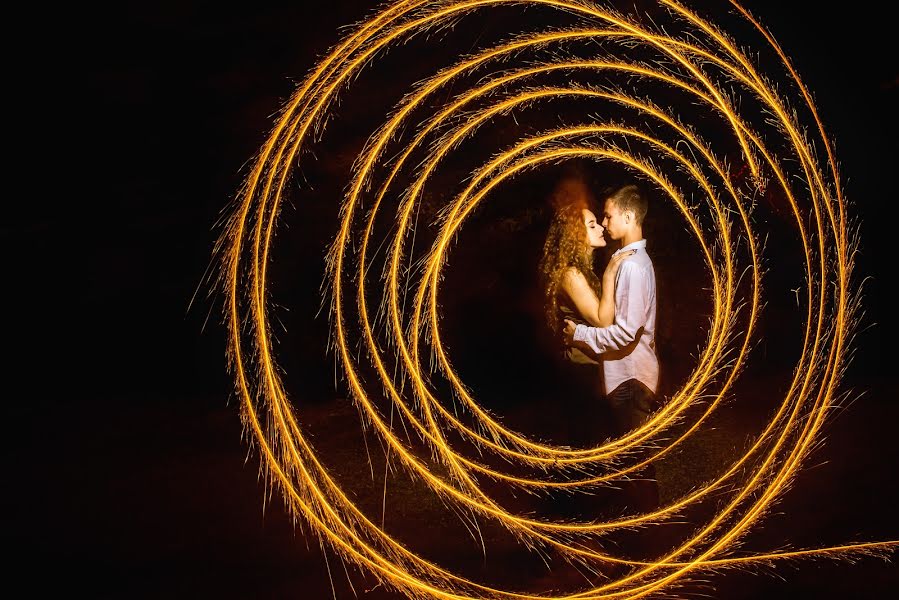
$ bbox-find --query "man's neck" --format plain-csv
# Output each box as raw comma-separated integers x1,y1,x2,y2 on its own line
620,228,643,247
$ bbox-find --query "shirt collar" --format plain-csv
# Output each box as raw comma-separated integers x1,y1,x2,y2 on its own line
613,239,647,256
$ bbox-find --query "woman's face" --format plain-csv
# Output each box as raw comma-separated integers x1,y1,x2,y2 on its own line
582,208,606,248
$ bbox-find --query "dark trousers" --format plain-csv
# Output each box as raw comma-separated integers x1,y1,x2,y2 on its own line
559,360,613,448
606,379,660,514
546,360,616,520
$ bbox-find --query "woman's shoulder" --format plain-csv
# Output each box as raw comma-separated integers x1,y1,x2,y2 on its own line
561,266,600,293
561,265,586,283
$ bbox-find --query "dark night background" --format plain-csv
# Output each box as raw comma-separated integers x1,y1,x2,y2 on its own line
10,1,897,598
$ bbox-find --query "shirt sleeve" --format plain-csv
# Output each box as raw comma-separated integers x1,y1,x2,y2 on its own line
573,260,647,354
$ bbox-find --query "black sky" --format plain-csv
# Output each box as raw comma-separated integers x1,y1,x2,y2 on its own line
10,1,898,598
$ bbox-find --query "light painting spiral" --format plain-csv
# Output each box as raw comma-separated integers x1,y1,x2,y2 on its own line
217,1,898,597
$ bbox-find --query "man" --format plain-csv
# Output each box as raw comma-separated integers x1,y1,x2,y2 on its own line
563,183,660,512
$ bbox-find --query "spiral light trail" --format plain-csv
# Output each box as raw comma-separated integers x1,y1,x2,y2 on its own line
217,1,897,597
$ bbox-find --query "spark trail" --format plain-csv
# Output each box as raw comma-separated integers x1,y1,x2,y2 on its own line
216,1,898,598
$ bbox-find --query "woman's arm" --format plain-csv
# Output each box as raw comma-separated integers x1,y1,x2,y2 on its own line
599,250,633,323
560,268,604,327
560,251,634,327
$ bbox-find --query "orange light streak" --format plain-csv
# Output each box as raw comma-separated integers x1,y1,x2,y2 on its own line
215,1,898,598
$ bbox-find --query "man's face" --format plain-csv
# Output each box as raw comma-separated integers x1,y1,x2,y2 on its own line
602,199,627,241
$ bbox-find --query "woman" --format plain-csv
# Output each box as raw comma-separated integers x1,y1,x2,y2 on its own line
538,173,632,448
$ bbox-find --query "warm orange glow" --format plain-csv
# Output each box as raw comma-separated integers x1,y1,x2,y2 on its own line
215,1,898,598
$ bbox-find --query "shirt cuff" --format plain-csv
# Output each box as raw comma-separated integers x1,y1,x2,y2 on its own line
573,323,588,342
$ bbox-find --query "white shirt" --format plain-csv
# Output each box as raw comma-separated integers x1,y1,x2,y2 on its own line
572,239,659,395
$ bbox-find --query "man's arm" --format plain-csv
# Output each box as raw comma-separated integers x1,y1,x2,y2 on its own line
565,261,648,355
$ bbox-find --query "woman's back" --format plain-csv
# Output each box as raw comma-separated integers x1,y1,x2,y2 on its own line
556,281,602,365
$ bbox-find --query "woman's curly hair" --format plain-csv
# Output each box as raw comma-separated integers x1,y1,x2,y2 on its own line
538,174,602,336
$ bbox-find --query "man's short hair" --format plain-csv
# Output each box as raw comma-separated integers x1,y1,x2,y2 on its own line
607,184,647,225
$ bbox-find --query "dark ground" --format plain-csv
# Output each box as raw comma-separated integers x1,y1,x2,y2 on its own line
9,1,898,598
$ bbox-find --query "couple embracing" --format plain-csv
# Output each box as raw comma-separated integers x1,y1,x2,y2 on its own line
539,169,660,512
